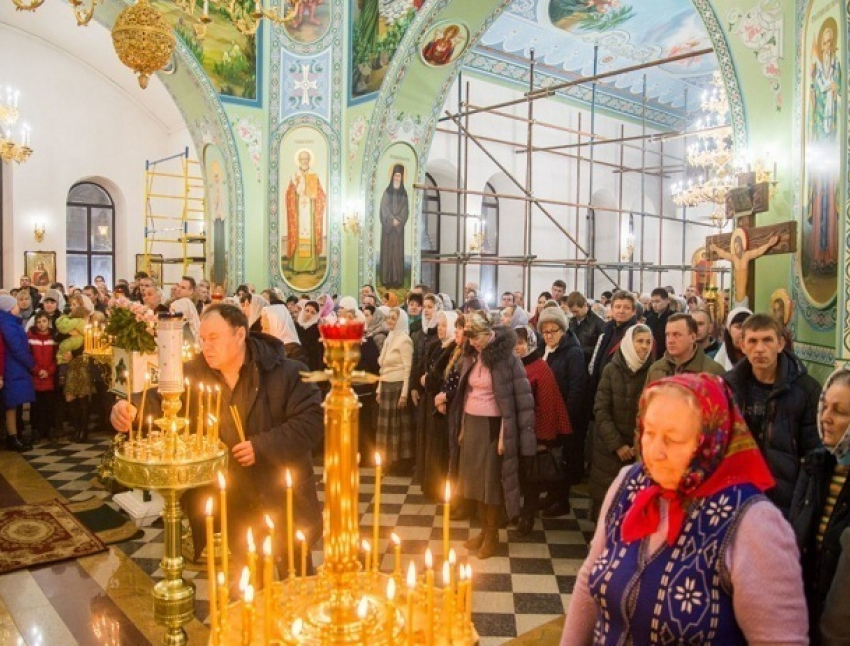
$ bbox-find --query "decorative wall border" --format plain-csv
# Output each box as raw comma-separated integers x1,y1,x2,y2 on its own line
268,0,343,295
792,340,836,365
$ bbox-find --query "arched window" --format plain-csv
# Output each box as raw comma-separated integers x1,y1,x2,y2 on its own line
479,182,499,304
66,182,115,288
421,173,441,292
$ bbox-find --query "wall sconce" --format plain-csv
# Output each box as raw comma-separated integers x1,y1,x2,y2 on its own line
468,217,485,254
342,208,361,235
33,221,45,243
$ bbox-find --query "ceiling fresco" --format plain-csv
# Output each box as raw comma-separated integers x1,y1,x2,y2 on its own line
473,0,719,125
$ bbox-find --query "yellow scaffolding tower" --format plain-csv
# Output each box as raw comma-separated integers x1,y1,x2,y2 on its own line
142,148,206,286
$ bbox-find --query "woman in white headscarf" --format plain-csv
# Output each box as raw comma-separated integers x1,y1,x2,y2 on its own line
261,304,307,363
413,294,445,480
169,297,201,344
296,300,323,371
419,309,460,501
377,306,414,475
240,292,269,332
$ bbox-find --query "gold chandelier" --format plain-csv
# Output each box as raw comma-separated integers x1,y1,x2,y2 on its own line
8,0,301,87
0,85,33,164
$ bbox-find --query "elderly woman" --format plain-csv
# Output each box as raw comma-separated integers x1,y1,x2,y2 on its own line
791,367,850,644
589,324,654,518
377,307,414,475
169,297,201,344
561,373,808,645
448,312,536,559
261,304,307,363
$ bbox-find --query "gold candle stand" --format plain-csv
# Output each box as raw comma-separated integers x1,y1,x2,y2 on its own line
113,391,228,646
216,323,478,646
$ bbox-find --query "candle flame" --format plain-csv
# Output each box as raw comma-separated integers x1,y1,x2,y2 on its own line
285,469,292,488
244,585,254,604
217,471,226,490
375,452,382,467
240,566,249,591
247,527,255,552
387,578,396,601
357,597,368,619
448,548,456,565
425,548,433,569
407,561,416,588
442,561,450,585
205,497,213,516
263,536,272,556
265,514,274,530
362,539,370,552
292,619,303,637
296,530,306,542
215,384,221,394
445,481,451,502
217,572,225,585
391,532,400,546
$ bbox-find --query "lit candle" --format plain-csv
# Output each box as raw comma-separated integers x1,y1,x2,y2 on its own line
297,530,307,586
206,386,213,434
443,481,451,558
262,536,273,644
198,383,206,438
184,378,191,422
218,571,229,630
442,560,452,643
391,533,401,580
386,578,396,644
457,566,467,636
124,370,132,402
373,452,382,572
406,562,416,646
425,549,434,646
137,374,150,435
362,539,371,576
464,564,472,627
264,515,274,560
285,470,294,579
247,528,257,590
218,472,229,589
205,498,219,646
448,549,457,597
241,582,254,646
215,384,222,426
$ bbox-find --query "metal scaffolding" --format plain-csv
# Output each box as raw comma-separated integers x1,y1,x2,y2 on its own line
418,46,729,300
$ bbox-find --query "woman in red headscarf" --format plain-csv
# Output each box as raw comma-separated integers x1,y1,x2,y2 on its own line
560,373,808,645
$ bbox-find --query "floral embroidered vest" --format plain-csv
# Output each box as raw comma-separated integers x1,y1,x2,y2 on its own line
588,464,763,645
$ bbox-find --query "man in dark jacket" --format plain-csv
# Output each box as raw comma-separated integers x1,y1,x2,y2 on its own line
645,313,724,384
538,305,587,517
566,291,605,366
723,313,821,516
111,303,324,573
589,290,638,398
644,287,674,354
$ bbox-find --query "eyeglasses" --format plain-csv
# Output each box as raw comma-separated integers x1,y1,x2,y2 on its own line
540,328,562,337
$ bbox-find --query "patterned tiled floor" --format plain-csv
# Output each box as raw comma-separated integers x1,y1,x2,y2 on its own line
22,436,593,646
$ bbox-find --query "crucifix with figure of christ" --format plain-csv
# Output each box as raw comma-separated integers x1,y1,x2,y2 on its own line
705,172,796,307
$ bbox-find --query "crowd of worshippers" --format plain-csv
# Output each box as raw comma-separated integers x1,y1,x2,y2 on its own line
0,271,847,644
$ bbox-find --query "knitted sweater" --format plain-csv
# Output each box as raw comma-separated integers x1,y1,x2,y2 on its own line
378,331,413,398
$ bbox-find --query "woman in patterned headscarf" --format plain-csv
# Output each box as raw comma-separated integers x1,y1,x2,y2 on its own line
377,307,414,475
561,373,807,645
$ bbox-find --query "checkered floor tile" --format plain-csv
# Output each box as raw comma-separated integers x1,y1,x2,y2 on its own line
22,435,593,645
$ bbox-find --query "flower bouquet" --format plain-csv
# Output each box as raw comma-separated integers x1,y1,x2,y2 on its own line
105,297,158,396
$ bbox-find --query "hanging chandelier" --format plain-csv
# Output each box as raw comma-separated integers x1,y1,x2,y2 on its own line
0,85,33,164
7,0,300,88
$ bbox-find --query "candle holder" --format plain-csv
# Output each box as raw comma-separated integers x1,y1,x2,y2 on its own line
112,315,228,646
215,321,478,646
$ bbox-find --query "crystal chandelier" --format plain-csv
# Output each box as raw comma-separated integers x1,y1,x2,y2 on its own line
0,85,33,164
672,72,732,217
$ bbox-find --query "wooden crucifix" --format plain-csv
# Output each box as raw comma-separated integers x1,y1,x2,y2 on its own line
706,172,796,307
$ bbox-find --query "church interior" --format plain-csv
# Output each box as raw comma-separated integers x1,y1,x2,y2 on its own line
0,0,846,644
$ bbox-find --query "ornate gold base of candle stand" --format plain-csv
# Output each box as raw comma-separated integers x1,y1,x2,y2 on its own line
215,329,478,646
113,392,228,646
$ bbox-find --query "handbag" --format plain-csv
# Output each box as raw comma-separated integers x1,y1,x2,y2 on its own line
526,445,565,484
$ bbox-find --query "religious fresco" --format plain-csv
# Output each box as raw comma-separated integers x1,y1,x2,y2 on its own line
799,0,842,305
350,0,423,101
282,0,331,43
375,143,418,295
153,0,260,103
278,126,330,291
548,0,635,32
420,21,470,67
203,145,230,290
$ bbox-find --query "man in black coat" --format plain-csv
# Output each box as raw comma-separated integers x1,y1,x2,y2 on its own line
589,290,639,399
566,291,605,366
644,287,674,354
723,313,821,517
111,304,324,574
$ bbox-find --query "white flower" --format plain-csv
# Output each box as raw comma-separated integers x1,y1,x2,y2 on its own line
673,577,703,614
706,495,733,527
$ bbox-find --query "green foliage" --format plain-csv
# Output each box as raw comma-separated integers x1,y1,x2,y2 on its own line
578,6,636,31
213,43,256,98
174,19,204,64
549,0,585,23
105,306,157,354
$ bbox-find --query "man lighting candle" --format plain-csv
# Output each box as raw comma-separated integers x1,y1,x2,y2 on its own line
110,303,325,576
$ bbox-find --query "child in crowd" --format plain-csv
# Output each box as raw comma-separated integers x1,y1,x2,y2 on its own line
56,307,94,441
27,311,58,441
